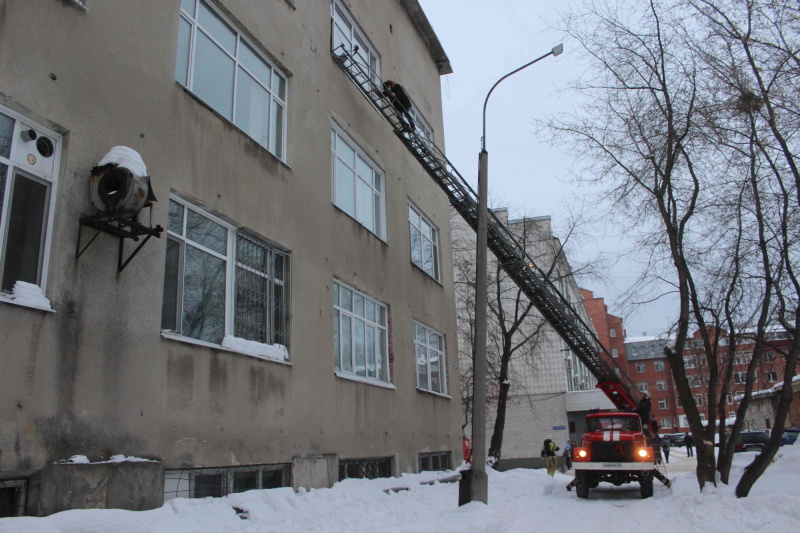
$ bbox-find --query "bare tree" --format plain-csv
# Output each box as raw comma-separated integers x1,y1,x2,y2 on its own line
550,0,799,494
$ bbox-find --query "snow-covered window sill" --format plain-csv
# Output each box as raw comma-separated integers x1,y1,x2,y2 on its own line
161,331,292,366
416,388,451,399
335,371,396,390
0,292,55,313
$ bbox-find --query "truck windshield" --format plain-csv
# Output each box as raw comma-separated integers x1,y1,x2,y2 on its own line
587,417,640,432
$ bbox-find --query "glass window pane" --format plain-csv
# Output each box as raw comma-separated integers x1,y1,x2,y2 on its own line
273,253,285,281
422,239,433,276
354,319,366,377
235,264,268,343
273,282,287,347
366,326,376,378
1,173,48,292
273,74,286,101
335,158,355,217
365,300,375,322
421,219,431,240
168,199,184,235
430,349,441,393
333,282,339,306
161,237,181,331
409,206,420,228
378,305,386,326
0,164,6,229
176,16,192,85
235,68,269,147
181,0,195,15
341,315,352,372
186,209,227,255
0,112,14,159
356,178,374,231
428,330,439,349
410,225,422,266
334,309,340,370
353,293,364,317
182,246,226,344
198,1,236,53
239,42,271,86
270,101,284,159
373,195,382,238
336,137,355,166
193,31,235,120
356,156,372,185
416,344,428,390
415,324,426,343
340,286,352,311
233,471,258,493
378,330,387,381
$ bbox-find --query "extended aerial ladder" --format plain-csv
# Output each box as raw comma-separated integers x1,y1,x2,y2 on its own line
332,46,640,412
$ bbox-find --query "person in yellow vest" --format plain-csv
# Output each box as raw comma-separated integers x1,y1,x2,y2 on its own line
541,436,560,476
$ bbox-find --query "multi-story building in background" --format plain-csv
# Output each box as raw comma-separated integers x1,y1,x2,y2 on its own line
625,329,797,433
452,211,606,468
0,0,461,516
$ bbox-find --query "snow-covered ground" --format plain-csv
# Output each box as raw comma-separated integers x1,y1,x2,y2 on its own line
3,444,798,532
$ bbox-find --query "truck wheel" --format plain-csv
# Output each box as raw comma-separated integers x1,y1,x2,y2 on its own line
575,471,590,499
640,473,653,499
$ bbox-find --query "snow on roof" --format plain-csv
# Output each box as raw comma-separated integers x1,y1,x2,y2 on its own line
98,146,147,177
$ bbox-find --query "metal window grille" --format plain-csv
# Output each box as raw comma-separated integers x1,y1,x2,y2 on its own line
338,458,392,481
235,233,290,349
164,463,291,502
0,479,27,517
418,452,451,472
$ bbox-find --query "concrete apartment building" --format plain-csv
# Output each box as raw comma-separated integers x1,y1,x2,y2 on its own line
0,0,462,516
624,329,796,432
452,210,607,468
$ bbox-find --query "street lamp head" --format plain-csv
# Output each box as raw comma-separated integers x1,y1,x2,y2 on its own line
552,43,564,57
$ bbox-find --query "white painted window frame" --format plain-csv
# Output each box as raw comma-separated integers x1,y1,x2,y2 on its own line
0,104,62,298
414,320,447,395
408,203,440,281
177,0,288,160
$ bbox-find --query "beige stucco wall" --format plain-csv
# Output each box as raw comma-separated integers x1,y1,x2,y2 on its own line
0,0,460,485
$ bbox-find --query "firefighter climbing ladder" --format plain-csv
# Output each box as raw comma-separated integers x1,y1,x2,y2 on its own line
332,46,638,408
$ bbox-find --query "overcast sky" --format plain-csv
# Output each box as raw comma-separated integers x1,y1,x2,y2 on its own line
419,0,677,338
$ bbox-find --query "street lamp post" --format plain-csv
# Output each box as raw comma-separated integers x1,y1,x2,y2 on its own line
469,43,563,505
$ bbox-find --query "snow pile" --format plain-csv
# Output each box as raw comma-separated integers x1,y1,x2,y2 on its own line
3,448,799,532
222,335,289,362
97,146,147,177
3,281,53,311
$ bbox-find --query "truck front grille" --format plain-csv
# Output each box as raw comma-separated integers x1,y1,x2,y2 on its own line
591,441,635,462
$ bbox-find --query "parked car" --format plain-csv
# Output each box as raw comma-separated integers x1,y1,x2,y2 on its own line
734,430,770,452
780,428,800,446
664,433,687,447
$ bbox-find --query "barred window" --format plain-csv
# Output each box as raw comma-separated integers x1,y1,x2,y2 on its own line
419,452,451,472
162,196,290,356
164,463,291,502
338,457,392,481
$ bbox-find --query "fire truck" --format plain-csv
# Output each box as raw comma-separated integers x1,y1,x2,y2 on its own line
569,382,670,499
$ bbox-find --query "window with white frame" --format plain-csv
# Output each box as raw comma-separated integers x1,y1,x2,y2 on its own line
408,204,439,280
656,380,667,391
331,127,385,239
688,376,701,388
661,418,672,429
0,106,61,295
331,0,380,85
161,197,290,352
609,328,616,337
414,321,446,394
635,362,646,373
611,348,618,358
764,352,775,363
693,394,703,407
767,371,778,382
176,0,287,159
637,382,649,393
654,360,665,371
728,411,735,420
658,399,669,409
683,356,696,369
333,281,389,383
733,371,747,384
